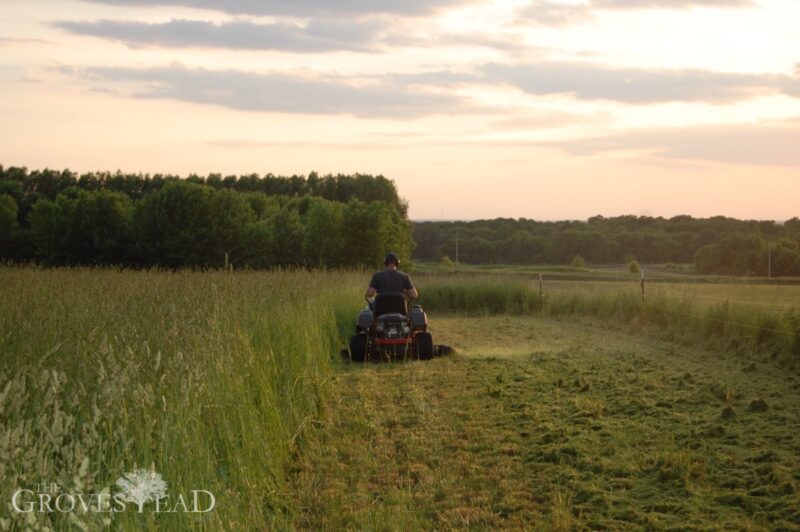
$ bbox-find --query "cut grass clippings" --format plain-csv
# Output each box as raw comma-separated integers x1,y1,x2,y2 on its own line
290,316,800,530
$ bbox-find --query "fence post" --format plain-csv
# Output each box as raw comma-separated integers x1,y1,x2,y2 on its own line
641,270,645,303
539,272,543,306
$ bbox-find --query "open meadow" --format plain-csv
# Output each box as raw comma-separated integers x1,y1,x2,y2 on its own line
1,267,799,530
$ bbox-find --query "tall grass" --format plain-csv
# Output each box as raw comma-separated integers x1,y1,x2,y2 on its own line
0,267,362,530
417,277,542,315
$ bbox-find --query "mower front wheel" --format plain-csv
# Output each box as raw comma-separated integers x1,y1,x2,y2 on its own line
349,333,368,362
415,332,434,360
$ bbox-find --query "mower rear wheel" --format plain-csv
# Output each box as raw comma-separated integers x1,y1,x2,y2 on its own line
349,333,368,362
415,332,434,360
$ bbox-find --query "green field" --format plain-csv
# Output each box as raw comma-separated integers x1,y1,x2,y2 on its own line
1,267,799,530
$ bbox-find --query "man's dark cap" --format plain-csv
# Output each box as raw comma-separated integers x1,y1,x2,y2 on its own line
384,252,400,266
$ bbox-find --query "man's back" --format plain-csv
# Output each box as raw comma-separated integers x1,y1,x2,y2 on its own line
369,269,413,294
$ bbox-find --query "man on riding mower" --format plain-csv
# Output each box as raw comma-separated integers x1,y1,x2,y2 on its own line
365,252,418,301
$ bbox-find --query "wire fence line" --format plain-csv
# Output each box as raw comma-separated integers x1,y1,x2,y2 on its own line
500,271,800,286
531,274,799,306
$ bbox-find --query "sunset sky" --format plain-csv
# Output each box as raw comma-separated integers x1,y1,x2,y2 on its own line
1,0,799,220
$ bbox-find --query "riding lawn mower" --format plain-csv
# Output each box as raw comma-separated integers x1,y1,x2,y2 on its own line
348,292,434,362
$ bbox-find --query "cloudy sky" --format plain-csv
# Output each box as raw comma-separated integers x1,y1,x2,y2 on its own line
1,0,799,220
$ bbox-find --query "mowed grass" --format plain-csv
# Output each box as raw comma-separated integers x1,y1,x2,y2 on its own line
290,315,800,530
0,267,363,530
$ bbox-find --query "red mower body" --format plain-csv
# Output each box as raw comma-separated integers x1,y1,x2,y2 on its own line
349,293,434,361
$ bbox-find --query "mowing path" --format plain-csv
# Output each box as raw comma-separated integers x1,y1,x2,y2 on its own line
289,316,800,530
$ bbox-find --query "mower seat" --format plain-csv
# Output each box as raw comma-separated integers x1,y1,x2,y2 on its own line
374,292,407,317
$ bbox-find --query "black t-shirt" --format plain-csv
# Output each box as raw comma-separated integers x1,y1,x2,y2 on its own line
369,269,414,294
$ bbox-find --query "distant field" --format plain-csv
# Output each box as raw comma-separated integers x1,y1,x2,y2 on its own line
415,264,800,312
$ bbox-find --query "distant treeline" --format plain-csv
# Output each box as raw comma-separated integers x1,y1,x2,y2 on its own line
0,166,412,268
413,216,800,276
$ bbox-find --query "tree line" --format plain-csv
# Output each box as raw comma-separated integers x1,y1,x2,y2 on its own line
413,216,800,276
0,166,412,268
3,166,797,276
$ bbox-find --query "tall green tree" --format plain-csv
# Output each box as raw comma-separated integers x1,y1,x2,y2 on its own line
303,199,344,267
768,239,800,277
28,190,132,265
133,182,253,267
268,207,304,267
0,194,18,259
342,200,412,269
28,196,64,264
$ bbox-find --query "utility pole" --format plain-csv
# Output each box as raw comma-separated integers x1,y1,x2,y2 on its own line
455,227,459,269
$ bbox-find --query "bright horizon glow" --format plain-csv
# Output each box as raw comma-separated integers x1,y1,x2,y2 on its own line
1,0,799,221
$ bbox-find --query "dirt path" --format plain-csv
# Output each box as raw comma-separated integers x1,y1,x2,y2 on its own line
289,316,800,530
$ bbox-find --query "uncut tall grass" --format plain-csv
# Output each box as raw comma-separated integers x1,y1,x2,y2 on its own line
0,268,362,530
417,276,542,315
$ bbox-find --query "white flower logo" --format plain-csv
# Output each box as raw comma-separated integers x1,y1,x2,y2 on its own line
115,469,168,512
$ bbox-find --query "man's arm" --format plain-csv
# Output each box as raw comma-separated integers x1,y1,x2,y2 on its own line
365,273,378,298
403,275,418,300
